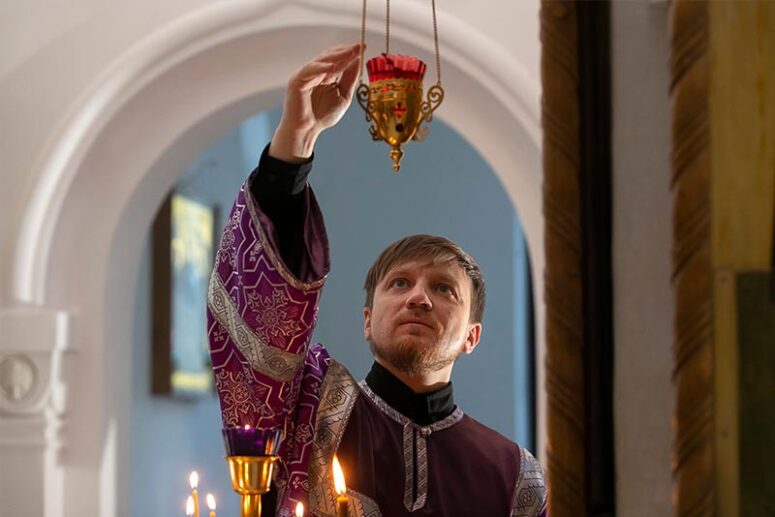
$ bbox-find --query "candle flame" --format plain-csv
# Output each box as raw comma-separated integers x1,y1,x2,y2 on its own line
295,502,304,517
332,455,346,495
206,493,216,510
244,424,251,430
189,470,199,489
186,495,195,516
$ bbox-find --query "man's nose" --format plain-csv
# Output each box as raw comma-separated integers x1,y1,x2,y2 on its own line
405,284,432,310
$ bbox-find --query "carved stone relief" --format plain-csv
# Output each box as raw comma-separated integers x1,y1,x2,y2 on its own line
0,354,37,405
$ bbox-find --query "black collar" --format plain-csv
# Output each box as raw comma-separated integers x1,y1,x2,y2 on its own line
364,362,456,426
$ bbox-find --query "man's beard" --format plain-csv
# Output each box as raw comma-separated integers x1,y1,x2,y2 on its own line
369,335,461,376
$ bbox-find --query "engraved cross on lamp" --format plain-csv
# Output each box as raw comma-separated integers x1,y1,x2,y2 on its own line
356,0,445,172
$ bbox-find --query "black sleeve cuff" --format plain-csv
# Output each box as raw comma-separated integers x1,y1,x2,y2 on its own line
250,143,313,198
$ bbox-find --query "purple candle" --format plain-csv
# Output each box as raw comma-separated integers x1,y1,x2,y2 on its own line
222,426,283,456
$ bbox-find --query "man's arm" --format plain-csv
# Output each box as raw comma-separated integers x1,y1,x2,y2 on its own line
207,44,363,513
249,144,312,280
248,43,363,280
208,42,362,422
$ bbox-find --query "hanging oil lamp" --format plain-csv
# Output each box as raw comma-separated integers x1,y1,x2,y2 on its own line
356,0,445,172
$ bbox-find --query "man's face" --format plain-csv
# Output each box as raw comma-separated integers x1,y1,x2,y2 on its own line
363,258,482,375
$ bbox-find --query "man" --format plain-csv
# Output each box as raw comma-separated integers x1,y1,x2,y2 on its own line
207,44,547,516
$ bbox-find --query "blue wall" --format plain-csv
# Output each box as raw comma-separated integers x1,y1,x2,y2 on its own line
131,104,532,516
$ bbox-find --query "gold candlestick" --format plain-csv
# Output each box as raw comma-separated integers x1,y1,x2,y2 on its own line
332,455,349,517
226,455,278,517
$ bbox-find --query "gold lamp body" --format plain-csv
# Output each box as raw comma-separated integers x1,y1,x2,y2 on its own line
357,76,444,172
355,0,445,172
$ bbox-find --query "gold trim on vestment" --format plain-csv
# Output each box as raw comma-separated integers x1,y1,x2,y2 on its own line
307,362,380,517
510,446,548,517
208,270,303,382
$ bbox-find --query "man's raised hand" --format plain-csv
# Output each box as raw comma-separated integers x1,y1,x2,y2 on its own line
269,44,364,163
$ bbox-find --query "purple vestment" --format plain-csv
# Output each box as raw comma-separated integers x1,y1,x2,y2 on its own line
208,178,547,516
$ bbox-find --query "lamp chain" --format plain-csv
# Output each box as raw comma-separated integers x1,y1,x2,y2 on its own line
359,0,442,85
386,0,390,54
359,0,367,83
431,0,441,84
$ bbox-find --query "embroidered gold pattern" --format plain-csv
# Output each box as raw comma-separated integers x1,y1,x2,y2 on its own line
358,382,463,512
218,207,242,269
307,362,380,517
208,271,303,381
213,363,272,426
510,446,548,517
246,285,306,348
345,489,381,517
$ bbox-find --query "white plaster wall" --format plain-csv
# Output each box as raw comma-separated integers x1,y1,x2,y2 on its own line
0,0,211,301
0,0,540,304
612,1,674,515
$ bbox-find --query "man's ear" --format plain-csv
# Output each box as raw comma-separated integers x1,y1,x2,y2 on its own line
363,307,372,341
461,322,482,355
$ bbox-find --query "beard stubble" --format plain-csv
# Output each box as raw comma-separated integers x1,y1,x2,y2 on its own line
368,333,461,376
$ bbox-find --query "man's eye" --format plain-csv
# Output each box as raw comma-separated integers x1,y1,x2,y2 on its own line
436,284,453,294
391,278,408,288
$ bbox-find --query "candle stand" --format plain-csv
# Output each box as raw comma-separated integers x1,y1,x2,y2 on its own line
223,427,283,517
226,455,278,517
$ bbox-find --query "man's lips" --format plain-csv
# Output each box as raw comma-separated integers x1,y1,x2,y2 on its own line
397,318,435,329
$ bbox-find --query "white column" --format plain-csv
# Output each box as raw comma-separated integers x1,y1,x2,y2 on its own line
611,1,674,515
0,308,71,517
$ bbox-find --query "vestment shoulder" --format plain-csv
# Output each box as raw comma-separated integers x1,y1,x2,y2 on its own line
510,446,548,517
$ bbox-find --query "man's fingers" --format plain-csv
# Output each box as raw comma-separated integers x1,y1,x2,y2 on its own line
312,44,363,70
292,45,363,87
314,43,362,63
292,61,337,88
337,54,362,99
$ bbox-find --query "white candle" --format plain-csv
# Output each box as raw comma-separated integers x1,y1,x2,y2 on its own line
189,471,200,517
206,493,216,517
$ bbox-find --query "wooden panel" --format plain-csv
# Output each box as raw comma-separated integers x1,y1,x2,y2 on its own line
737,272,775,516
709,2,775,270
541,2,615,513
540,1,586,514
713,270,739,516
669,1,716,515
151,195,172,394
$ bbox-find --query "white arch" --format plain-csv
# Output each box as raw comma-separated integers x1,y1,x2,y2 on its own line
12,0,542,303
9,1,545,514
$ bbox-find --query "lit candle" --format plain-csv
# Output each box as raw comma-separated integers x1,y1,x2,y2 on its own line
332,455,348,517
295,502,304,517
186,496,195,516
189,471,200,517
206,493,216,517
